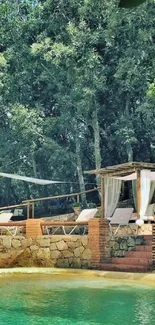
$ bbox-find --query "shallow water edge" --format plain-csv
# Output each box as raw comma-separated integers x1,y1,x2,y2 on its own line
0,267,155,288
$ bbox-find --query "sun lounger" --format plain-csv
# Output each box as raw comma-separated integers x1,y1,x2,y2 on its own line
109,208,134,236
0,212,17,236
46,208,98,235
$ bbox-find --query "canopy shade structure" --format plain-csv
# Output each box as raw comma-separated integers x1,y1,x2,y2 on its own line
85,162,155,219
84,162,155,177
0,172,65,185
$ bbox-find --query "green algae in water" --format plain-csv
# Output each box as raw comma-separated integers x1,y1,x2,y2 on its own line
0,274,155,325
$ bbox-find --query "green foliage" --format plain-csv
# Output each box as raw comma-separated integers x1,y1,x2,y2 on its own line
0,0,154,210
147,83,155,99
119,0,147,8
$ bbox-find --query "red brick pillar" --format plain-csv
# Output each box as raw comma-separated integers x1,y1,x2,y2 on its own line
26,219,43,238
88,218,110,268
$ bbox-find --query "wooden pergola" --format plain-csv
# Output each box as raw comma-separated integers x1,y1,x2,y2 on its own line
85,162,155,218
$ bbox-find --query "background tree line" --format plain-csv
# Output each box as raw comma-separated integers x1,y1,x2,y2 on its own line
0,0,155,211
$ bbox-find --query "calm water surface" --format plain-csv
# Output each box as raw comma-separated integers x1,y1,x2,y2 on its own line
0,274,155,325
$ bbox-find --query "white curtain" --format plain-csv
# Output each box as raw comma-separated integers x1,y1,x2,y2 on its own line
132,176,155,213
104,177,122,218
140,170,151,218
149,181,155,203
132,180,137,211
114,173,136,181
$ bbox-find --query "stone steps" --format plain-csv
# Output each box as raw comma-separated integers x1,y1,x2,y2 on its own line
144,240,152,246
100,235,153,272
100,263,151,272
112,257,152,266
136,245,152,252
126,251,152,258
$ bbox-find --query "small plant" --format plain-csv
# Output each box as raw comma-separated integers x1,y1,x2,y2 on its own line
72,202,81,208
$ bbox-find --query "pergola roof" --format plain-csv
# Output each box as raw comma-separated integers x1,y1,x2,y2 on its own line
85,162,155,177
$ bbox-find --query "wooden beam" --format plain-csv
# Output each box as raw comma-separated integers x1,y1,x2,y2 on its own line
101,168,135,178
42,221,88,226
85,168,135,177
84,162,155,175
0,221,26,226
0,203,28,211
27,202,30,219
136,169,141,218
32,202,35,219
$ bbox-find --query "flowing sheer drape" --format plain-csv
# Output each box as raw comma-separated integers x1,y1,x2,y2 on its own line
104,177,122,218
140,170,151,218
132,172,155,215
149,182,155,204
132,180,137,211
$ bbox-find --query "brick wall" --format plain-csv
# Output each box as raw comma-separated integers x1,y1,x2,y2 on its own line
88,218,110,268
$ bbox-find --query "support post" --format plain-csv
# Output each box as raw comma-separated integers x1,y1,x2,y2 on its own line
136,169,141,218
27,202,30,219
101,177,105,218
32,202,35,219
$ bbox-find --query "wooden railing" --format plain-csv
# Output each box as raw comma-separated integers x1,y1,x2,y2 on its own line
41,221,88,227
0,221,26,226
0,219,88,238
0,188,99,219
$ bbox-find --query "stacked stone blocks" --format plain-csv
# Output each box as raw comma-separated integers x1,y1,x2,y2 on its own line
0,235,91,268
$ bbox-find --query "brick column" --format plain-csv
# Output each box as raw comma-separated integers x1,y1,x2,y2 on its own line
88,218,110,268
26,219,43,238
152,224,155,270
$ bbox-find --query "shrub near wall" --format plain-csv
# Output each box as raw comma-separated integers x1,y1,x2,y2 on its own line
0,235,91,268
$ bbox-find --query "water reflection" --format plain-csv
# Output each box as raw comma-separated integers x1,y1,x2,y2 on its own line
135,292,155,325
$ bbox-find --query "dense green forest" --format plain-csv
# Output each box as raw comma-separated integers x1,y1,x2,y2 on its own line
0,0,155,210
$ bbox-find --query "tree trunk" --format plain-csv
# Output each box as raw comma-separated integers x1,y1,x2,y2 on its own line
127,143,133,162
31,153,37,178
92,107,101,187
23,182,31,200
75,126,87,207
125,96,134,163
31,152,44,199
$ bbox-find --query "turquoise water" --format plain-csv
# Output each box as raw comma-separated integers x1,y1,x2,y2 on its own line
0,274,155,325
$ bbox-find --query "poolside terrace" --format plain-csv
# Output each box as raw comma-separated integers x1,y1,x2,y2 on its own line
0,162,155,272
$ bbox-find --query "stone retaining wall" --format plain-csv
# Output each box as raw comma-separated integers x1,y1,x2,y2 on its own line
111,224,152,236
110,236,145,257
0,235,91,268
